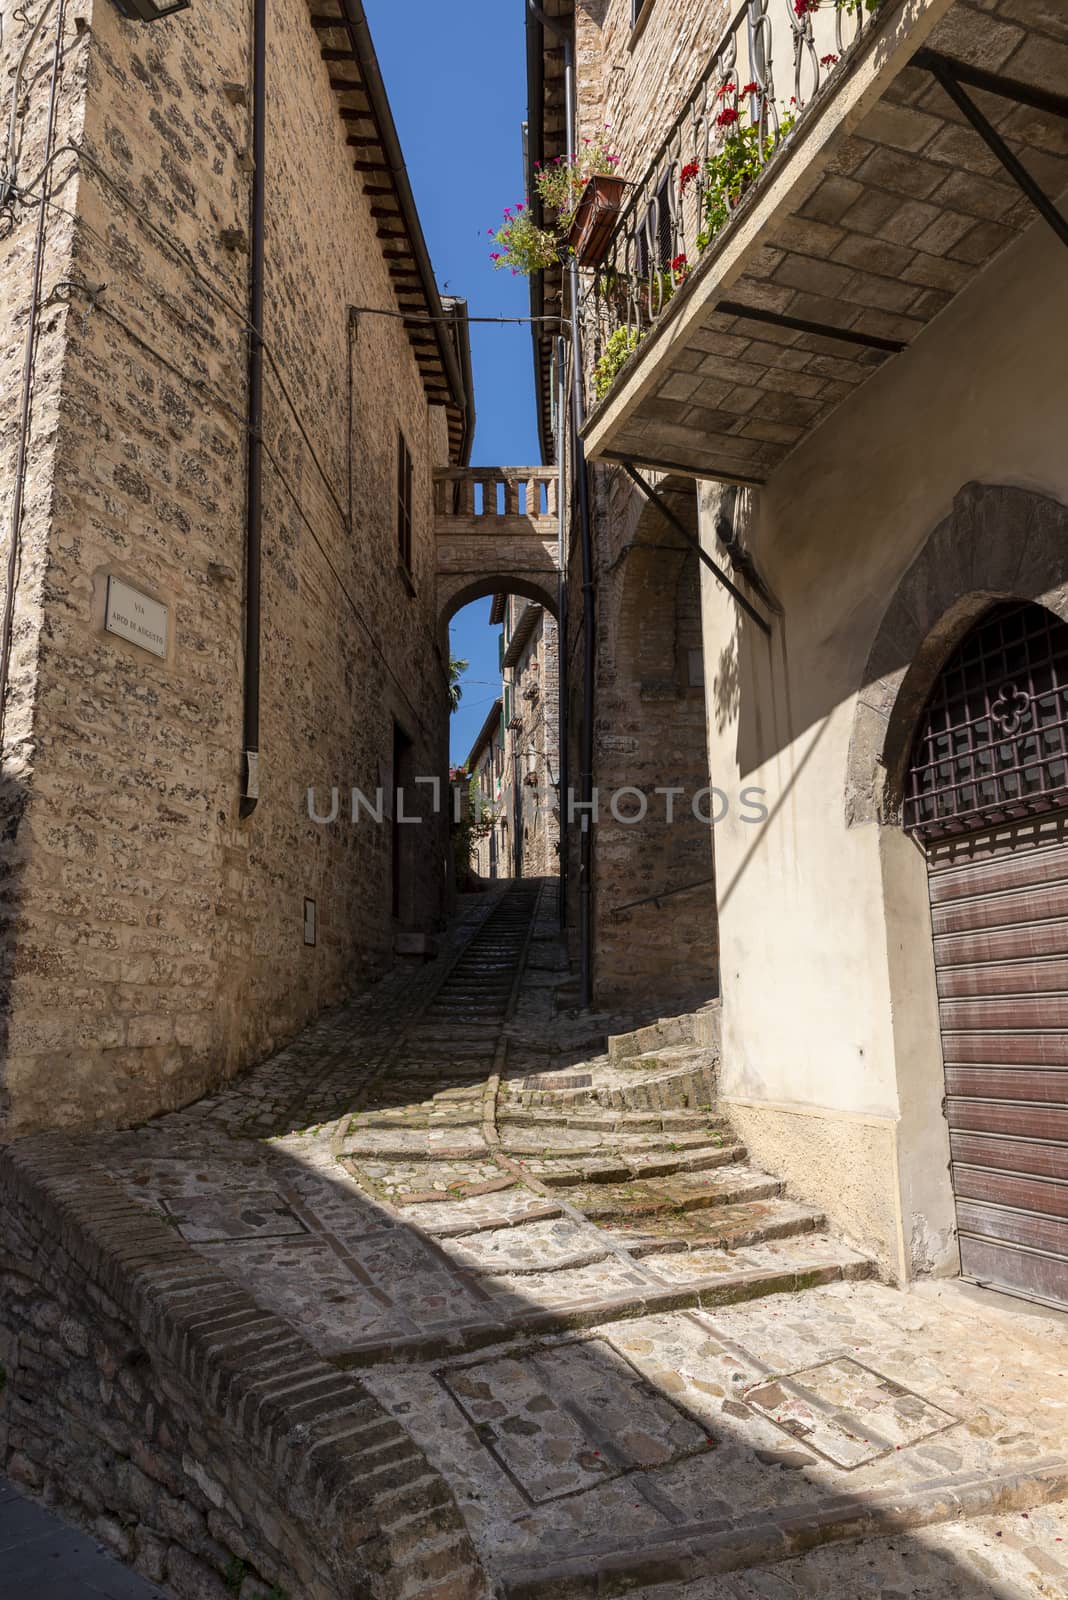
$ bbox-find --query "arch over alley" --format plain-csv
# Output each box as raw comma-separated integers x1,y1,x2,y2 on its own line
434,466,561,640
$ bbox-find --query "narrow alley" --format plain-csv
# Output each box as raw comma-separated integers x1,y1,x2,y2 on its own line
5,882,1065,1598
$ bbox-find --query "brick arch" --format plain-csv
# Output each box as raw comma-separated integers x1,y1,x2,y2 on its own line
845,482,1068,829
439,573,559,630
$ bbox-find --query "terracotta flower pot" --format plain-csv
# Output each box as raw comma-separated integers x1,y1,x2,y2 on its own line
567,174,630,267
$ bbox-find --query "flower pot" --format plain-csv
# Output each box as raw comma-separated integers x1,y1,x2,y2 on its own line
567,174,630,267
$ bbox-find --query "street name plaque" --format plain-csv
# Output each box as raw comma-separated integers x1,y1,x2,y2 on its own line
105,576,169,658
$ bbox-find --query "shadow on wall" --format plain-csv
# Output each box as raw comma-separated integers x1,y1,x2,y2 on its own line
0,768,30,1139
594,476,719,1012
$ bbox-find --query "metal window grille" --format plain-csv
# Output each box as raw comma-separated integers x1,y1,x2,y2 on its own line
905,601,1068,842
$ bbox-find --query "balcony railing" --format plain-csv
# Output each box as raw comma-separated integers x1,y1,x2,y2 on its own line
580,0,886,412
434,467,559,529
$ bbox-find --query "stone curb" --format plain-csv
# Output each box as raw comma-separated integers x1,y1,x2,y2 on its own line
330,1257,873,1368
0,1135,489,1600
497,1456,1068,1597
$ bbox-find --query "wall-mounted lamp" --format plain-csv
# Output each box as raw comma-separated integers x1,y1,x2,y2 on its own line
111,0,190,20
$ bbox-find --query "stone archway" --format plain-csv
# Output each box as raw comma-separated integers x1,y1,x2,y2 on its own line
846,482,1068,830
434,467,561,645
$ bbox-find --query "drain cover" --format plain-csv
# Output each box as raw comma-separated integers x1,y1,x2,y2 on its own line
521,1074,593,1090
744,1357,958,1468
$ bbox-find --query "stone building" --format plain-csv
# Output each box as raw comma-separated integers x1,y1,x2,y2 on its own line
529,0,1068,1310
466,695,504,881
527,0,721,1013
494,592,560,879
0,0,472,1139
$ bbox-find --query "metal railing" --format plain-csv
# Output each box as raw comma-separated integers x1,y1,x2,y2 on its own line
433,467,559,527
581,0,884,410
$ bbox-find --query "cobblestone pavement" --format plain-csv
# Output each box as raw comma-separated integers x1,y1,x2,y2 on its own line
76,879,1068,1597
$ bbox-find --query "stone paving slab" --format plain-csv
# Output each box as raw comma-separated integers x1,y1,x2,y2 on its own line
623,1503,1068,1599
362,1280,1068,1587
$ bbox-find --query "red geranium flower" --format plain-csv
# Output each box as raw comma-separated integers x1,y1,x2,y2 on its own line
716,106,739,128
680,160,700,191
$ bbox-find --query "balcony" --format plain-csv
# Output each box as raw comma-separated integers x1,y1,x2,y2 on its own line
433,468,561,624
581,0,1068,482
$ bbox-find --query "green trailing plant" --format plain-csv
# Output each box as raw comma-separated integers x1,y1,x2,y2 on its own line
489,206,559,276
489,132,622,275
593,325,644,401
534,135,622,229
693,112,796,251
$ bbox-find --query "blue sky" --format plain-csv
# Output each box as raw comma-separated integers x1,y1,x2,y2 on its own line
364,0,540,765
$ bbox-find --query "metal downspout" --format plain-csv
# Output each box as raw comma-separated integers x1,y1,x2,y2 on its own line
555,335,568,931
240,0,266,820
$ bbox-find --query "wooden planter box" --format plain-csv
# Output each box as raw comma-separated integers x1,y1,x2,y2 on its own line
567,174,629,267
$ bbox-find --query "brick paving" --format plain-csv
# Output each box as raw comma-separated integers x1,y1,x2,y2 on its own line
64,878,1068,1596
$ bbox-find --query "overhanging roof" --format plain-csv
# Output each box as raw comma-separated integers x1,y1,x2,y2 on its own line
466,698,504,771
525,0,573,466
306,2,473,463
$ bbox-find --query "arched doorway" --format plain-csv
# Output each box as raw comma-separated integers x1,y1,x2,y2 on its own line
905,600,1068,1311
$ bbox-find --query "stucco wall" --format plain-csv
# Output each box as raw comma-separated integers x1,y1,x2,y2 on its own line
0,0,452,1138
700,210,1068,1278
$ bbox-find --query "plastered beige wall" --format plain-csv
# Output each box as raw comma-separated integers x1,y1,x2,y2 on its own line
700,210,1068,1278
724,1097,904,1278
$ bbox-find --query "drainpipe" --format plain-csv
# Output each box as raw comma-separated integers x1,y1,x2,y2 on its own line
240,0,266,819
555,335,568,932
527,1,596,1010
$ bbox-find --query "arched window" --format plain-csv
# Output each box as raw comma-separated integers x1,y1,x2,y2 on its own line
906,602,1068,842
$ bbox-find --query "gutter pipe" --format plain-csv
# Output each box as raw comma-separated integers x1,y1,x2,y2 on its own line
240,0,266,819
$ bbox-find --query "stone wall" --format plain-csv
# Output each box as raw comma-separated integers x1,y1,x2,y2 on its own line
549,3,725,1010
505,606,560,880
0,1136,486,1599
0,0,454,1138
0,0,90,1100
575,0,730,169
586,468,718,1010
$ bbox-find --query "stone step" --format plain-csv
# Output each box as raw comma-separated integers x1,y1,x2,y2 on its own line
556,1164,783,1220
497,1458,1068,1600
499,1128,729,1159
617,1197,826,1256
499,1064,716,1114
498,1107,720,1134
513,1143,748,1188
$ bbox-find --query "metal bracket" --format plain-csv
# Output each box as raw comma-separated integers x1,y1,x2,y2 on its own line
621,463,772,635
912,49,1068,251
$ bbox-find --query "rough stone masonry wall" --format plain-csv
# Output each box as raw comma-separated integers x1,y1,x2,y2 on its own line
575,0,730,168
557,3,726,1011
0,0,451,1138
588,468,718,1011
511,611,560,880
0,2,89,1105
0,1138,487,1599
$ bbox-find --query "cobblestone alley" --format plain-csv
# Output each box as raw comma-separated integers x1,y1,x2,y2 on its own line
5,881,1068,1598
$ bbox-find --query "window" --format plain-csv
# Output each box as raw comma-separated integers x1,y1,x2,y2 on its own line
631,0,654,34
637,171,673,278
396,430,413,575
